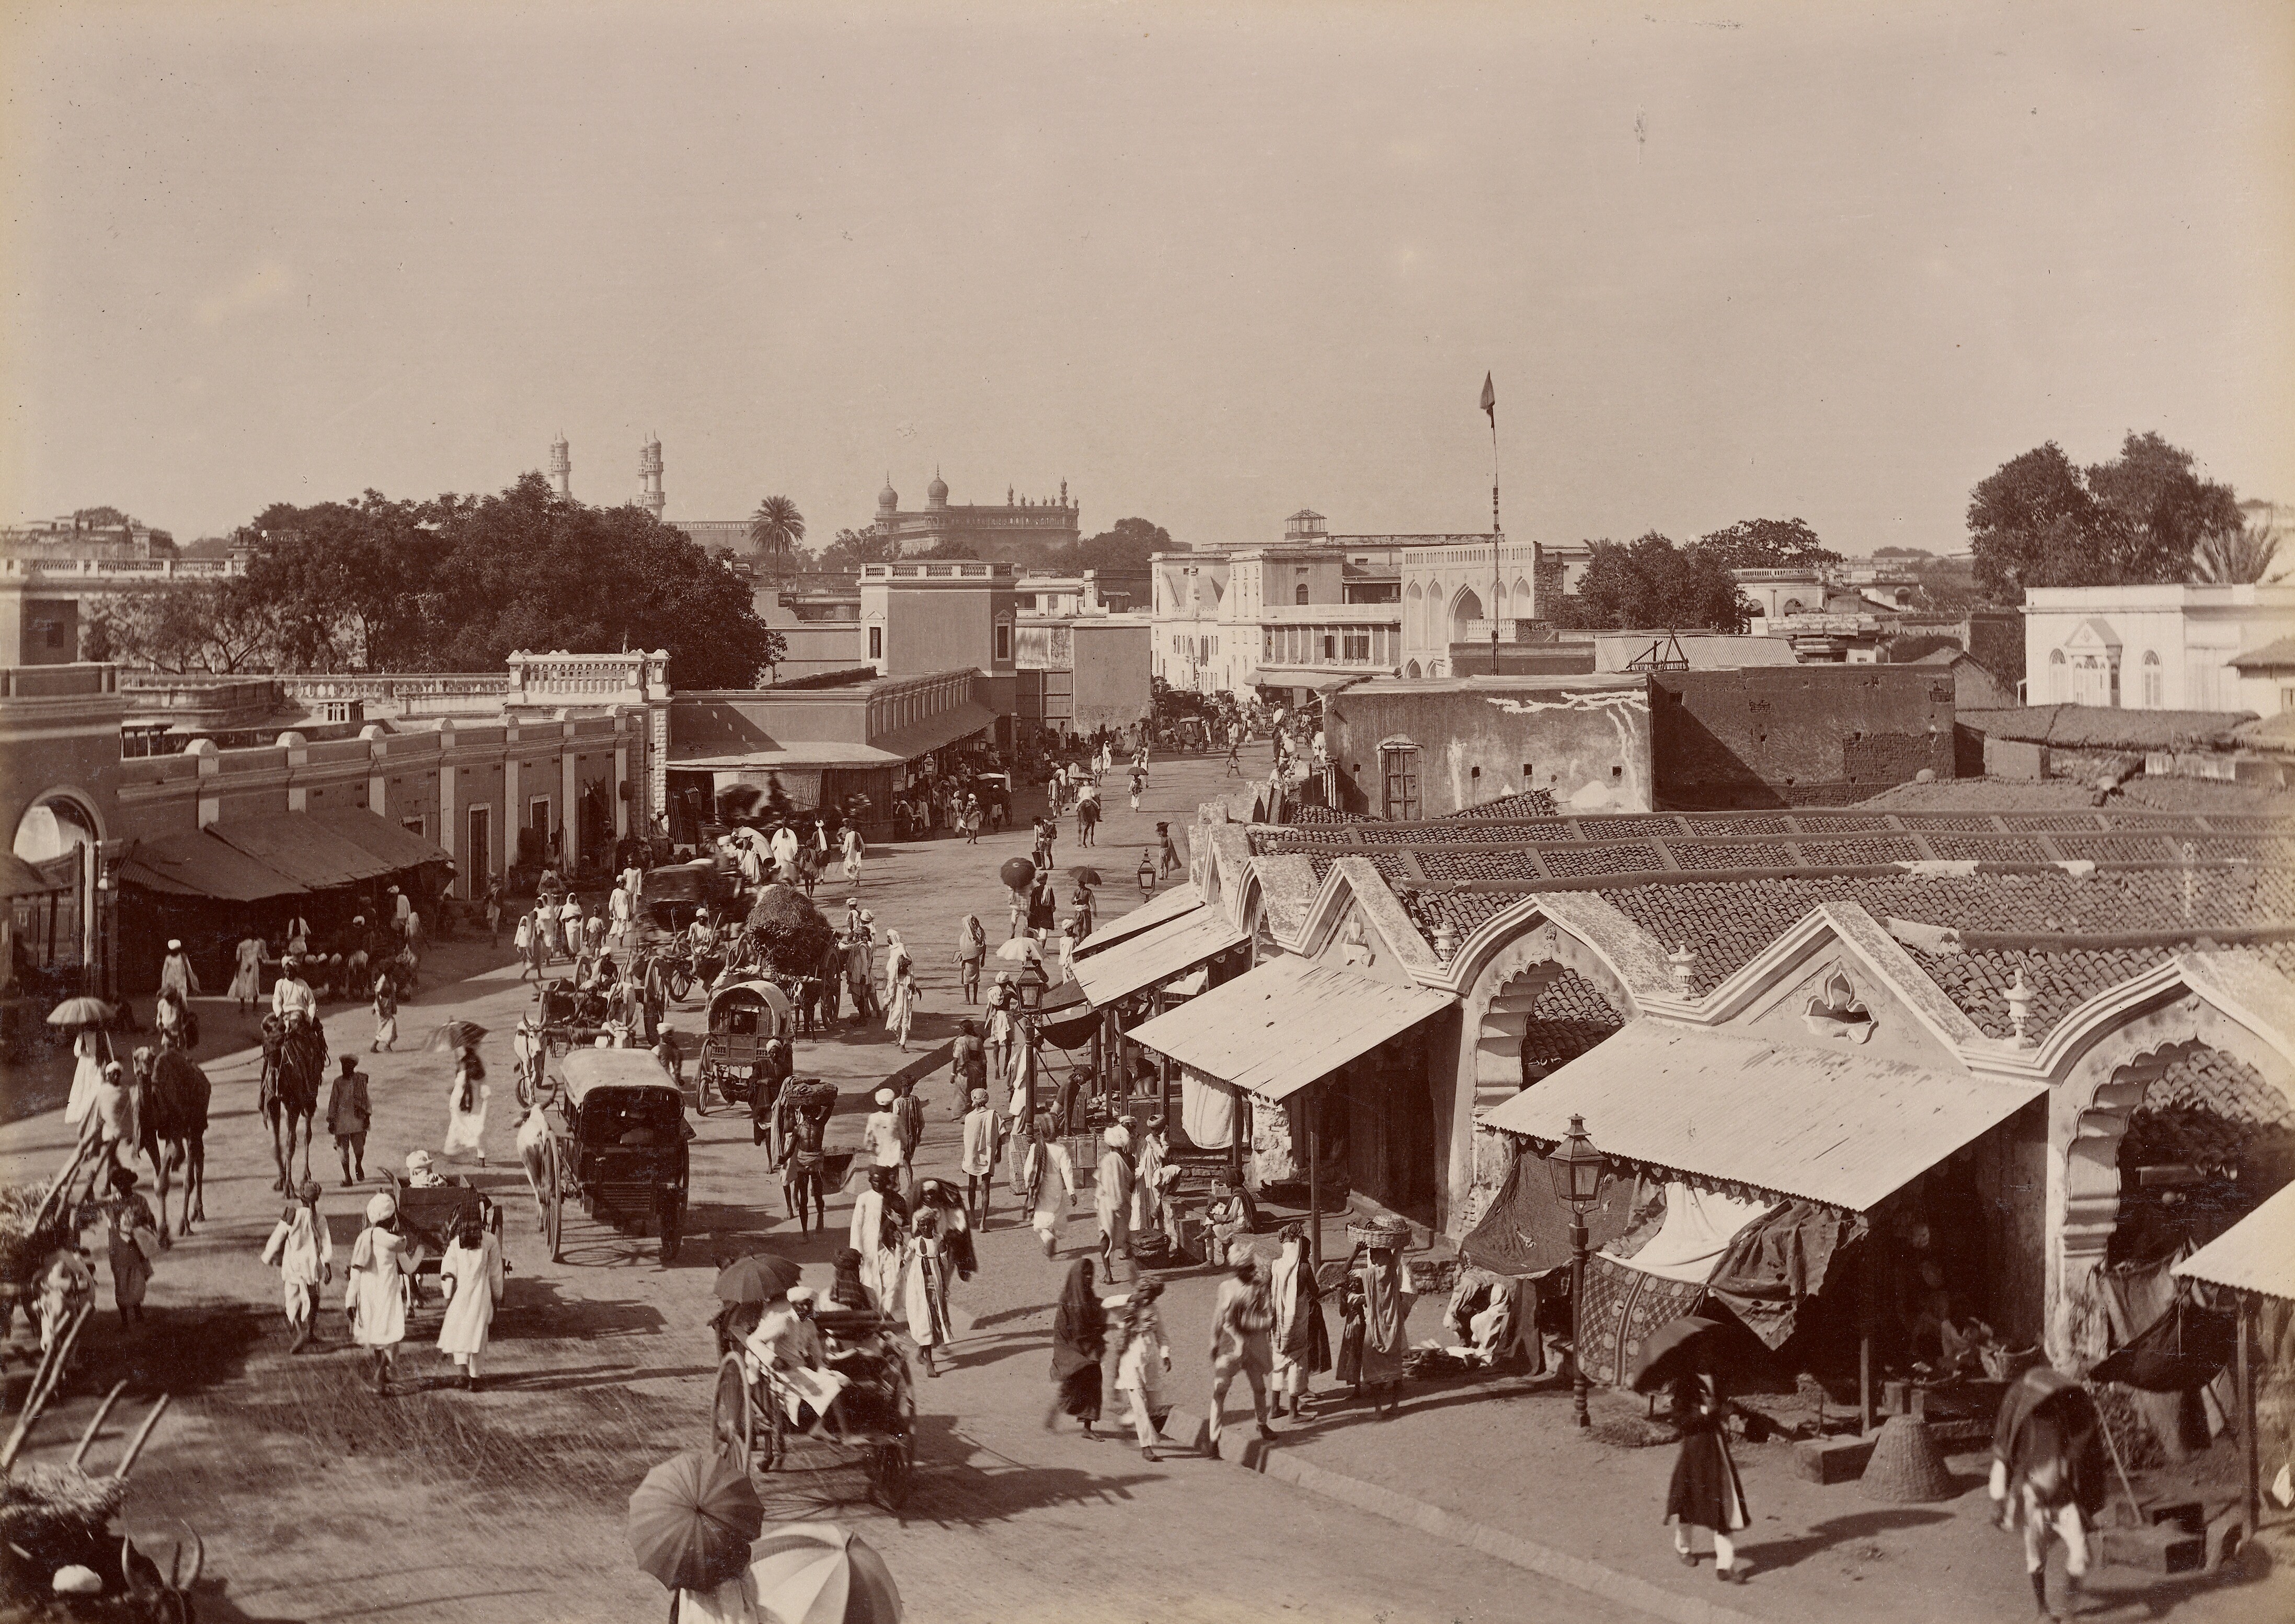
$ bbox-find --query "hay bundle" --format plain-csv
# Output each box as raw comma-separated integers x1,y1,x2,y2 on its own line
0,1182,63,1291
0,1463,127,1548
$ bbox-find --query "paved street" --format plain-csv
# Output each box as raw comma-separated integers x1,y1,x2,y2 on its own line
0,747,1636,1624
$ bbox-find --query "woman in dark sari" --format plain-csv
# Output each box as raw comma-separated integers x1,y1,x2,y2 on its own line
1046,1257,1107,1438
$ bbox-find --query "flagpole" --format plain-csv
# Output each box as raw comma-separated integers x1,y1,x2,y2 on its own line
1488,389,1502,682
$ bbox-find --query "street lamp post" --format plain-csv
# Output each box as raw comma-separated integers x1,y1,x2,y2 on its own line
1545,1113,1605,1430
1016,958,1048,1122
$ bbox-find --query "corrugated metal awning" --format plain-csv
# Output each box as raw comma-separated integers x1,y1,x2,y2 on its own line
1074,883,1202,961
206,814,397,890
1070,909,1246,1009
2175,1181,2295,1302
116,829,310,902
1125,953,1456,1101
1479,1019,2043,1214
313,810,450,871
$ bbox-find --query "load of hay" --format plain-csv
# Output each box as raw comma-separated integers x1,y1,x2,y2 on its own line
0,1462,126,1553
744,886,836,978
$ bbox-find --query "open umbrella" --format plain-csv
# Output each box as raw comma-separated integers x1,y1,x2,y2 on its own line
748,1523,902,1624
1627,1315,1725,1395
628,1449,763,1593
715,1252,802,1304
1070,867,1102,888
424,1019,488,1052
45,997,117,1028
994,937,1040,963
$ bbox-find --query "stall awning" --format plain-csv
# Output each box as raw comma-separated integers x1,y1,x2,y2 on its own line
1126,953,1455,1101
870,700,998,764
117,829,310,902
206,814,398,890
1479,1019,2043,1215
2175,1181,2295,1303
313,810,450,871
1074,882,1203,961
1071,909,1246,1009
0,853,67,900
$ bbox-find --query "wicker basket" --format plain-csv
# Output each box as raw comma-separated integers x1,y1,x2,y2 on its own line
1348,1216,1410,1250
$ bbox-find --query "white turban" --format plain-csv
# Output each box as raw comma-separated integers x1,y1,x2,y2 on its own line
874,1088,895,1107
1103,1124,1131,1149
365,1193,396,1223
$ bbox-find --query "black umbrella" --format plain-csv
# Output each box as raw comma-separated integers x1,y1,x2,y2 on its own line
1071,867,1103,888
714,1252,802,1304
627,1449,763,1593
1628,1315,1725,1395
424,1019,488,1052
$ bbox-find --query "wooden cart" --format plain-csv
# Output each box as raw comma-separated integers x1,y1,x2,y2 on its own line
537,1047,693,1264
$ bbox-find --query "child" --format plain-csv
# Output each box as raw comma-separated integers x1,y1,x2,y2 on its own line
260,1179,332,1352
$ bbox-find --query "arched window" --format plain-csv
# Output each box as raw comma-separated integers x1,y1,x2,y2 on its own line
1295,583,1310,606
1405,581,1424,647
1404,660,1421,679
2141,650,2162,708
2049,647,2066,702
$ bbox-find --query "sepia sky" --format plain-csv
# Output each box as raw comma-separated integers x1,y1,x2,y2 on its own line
3,0,2290,556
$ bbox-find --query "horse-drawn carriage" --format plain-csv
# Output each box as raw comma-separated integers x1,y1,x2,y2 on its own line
534,1049,692,1264
709,1308,917,1508
696,980,794,1120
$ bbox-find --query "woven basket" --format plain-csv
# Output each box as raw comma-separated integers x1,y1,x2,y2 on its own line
1859,1414,1955,1504
1348,1217,1410,1249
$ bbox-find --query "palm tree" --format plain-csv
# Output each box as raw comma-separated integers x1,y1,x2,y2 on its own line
748,496,807,586
2190,518,2281,584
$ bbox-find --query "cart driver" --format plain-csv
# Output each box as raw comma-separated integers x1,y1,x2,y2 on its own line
742,1283,848,1437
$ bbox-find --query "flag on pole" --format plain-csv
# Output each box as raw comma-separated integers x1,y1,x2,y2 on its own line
1479,372,1496,422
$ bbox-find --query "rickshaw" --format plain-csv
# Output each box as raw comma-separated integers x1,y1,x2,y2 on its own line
327,1168,505,1305
696,980,795,1118
710,1306,918,1508
536,1047,694,1264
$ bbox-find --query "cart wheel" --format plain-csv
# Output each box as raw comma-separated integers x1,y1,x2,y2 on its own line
515,1057,536,1112
695,1060,713,1116
659,1202,681,1265
669,969,692,1003
712,1353,752,1475
543,1140,565,1264
867,1439,913,1508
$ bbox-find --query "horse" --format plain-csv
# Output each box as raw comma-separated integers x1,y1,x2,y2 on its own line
131,1045,211,1242
260,1011,326,1192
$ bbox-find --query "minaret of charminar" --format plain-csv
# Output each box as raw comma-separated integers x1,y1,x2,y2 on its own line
638,433,665,517
547,432,571,497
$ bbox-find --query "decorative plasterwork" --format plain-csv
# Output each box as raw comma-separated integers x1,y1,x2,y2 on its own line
1802,968,1875,1044
1434,889,1673,1004
1286,855,1439,971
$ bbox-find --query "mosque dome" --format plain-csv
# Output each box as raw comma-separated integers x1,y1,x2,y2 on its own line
926,469,948,507
878,477,899,510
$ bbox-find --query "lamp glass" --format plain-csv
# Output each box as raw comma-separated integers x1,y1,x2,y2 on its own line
1545,1113,1604,1215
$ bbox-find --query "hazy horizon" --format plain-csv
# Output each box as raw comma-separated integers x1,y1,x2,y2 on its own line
4,1,2290,558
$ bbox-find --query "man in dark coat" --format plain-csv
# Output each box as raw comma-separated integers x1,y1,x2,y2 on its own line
326,1054,370,1186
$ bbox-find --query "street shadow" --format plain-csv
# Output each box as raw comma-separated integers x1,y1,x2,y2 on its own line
1748,1508,1956,1573
892,1414,1160,1529
967,1300,1055,1330
492,1279,668,1341
182,1579,312,1624
491,1363,717,1395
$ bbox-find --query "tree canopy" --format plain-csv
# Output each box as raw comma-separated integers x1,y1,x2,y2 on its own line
86,474,781,685
1967,431,2242,598
1543,533,1749,632
1695,517,1840,570
748,496,806,580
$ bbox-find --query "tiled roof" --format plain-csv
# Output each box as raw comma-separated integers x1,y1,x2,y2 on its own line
1521,969,1628,1070
1266,807,2293,874
1445,790,1557,820
1958,705,2255,751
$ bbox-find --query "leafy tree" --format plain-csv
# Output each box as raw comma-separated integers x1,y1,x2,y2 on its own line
1967,432,2242,597
2190,516,2281,584
1694,517,1840,570
1544,533,1749,631
748,495,806,584
80,581,281,672
1872,546,1932,559
2084,431,2242,583
1047,517,1174,576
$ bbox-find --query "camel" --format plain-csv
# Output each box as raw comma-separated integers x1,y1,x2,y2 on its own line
131,1045,211,1242
260,1011,326,1192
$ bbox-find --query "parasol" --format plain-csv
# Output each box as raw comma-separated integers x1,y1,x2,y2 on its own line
1070,867,1101,888
627,1449,763,1593
997,857,1036,892
715,1252,803,1304
747,1523,903,1624
994,937,1041,964
424,1019,488,1052
1627,1315,1725,1395
44,998,117,1028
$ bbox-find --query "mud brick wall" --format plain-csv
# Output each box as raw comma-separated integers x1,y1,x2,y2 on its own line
1653,665,1956,809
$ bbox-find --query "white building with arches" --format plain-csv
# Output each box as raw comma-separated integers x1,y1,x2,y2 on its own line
2024,582,2295,711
